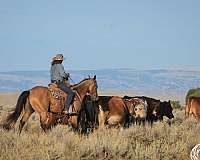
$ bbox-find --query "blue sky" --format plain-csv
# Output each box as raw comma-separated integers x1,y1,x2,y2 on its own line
0,0,200,71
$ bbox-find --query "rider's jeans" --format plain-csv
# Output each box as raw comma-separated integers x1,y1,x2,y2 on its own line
58,82,75,110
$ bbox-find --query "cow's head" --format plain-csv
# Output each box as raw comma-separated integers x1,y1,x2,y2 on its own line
151,101,160,117
134,100,148,119
160,100,174,119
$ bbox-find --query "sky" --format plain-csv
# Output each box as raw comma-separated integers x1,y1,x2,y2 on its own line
0,0,200,71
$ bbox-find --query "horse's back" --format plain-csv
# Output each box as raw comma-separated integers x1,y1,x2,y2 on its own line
30,86,49,100
31,86,48,92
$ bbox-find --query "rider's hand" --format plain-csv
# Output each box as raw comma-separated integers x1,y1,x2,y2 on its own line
65,73,70,78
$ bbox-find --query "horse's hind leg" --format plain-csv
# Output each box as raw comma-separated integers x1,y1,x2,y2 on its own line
18,102,34,134
40,112,52,132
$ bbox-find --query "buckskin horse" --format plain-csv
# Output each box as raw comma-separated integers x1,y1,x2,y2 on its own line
2,76,98,133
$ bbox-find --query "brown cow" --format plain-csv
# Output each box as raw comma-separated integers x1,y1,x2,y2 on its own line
97,96,134,129
96,96,148,128
185,97,200,121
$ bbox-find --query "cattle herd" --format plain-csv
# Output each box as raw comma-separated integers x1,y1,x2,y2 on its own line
82,94,175,131
81,88,200,131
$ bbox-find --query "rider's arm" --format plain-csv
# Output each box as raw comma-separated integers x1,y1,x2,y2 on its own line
58,64,69,80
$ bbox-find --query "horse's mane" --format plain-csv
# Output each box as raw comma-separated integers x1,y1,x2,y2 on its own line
71,78,91,88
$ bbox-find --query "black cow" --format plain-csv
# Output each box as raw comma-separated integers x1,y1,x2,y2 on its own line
158,101,174,120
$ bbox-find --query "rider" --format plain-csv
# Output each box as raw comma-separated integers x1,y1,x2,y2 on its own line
50,53,75,114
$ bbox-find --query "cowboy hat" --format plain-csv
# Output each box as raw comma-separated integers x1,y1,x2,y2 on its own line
52,53,65,61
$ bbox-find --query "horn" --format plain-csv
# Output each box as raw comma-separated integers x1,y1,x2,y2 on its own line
144,100,148,106
144,100,148,111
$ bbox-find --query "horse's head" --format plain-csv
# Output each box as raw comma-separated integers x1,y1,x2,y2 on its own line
87,75,98,101
71,75,98,102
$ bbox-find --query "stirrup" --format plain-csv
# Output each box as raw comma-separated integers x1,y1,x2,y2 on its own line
63,111,78,116
67,112,78,116
62,110,68,114
62,107,77,116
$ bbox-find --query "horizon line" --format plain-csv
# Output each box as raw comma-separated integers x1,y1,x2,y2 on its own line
0,67,200,73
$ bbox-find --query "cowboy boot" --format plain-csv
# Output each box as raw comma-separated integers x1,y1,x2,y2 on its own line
63,105,77,115
63,107,69,114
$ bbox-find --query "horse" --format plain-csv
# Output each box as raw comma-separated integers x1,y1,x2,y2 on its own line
185,97,200,121
78,95,99,133
2,75,98,133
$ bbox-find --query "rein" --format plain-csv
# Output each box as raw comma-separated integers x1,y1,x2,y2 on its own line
69,76,76,84
74,90,82,103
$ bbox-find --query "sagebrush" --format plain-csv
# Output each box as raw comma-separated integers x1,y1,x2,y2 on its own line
0,109,200,160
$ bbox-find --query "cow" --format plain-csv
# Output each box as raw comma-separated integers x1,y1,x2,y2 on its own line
123,97,148,125
96,96,136,129
97,96,130,128
159,100,174,121
123,96,174,125
185,97,200,121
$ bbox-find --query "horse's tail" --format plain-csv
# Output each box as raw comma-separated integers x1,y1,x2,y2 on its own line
3,90,30,130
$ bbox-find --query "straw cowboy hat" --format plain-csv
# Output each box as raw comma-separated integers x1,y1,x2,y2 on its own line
52,53,65,61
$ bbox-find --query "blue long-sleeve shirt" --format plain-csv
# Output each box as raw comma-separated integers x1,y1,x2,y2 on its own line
50,64,68,81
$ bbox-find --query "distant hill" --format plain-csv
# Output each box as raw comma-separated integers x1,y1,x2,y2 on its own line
0,69,200,102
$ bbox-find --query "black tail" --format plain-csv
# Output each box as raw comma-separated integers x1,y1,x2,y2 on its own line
3,90,30,130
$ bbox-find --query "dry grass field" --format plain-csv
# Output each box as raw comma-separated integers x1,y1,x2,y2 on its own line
0,93,200,160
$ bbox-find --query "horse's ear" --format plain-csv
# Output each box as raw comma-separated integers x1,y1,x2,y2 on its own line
93,75,96,80
88,75,91,78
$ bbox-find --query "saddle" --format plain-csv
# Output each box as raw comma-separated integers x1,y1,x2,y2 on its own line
48,83,64,99
48,83,66,113
48,83,78,114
